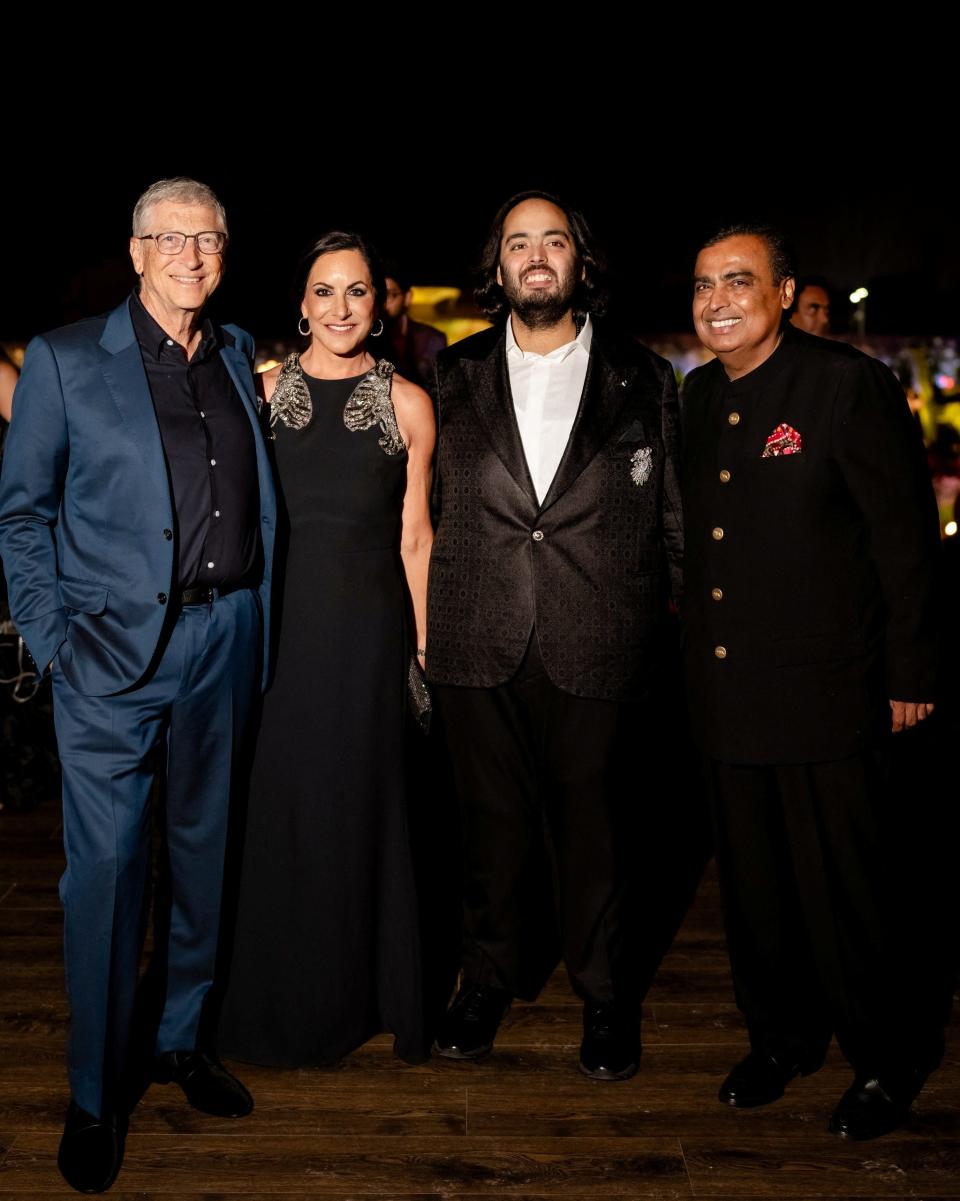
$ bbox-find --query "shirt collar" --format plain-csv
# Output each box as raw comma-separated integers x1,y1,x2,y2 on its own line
129,290,220,362
505,313,593,362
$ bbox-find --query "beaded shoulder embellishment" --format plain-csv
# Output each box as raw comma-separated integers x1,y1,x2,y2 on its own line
268,355,405,456
268,352,312,434
343,359,406,456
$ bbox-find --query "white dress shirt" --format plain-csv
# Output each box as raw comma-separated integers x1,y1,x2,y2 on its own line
506,314,593,503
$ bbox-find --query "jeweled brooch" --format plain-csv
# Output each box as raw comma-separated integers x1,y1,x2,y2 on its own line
630,446,653,486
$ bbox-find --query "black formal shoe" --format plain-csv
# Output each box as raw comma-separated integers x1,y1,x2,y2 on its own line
578,1002,640,1081
433,984,512,1059
57,1100,125,1194
718,1050,814,1108
828,1073,923,1140
154,1050,253,1117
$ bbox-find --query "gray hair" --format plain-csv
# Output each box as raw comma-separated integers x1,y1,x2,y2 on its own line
132,177,228,237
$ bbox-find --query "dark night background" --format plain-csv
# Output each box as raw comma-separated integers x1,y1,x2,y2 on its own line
2,107,957,344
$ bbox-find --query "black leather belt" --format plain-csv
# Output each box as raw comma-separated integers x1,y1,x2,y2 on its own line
180,583,244,605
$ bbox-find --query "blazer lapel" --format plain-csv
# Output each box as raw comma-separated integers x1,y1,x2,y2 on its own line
462,332,538,508
221,342,277,516
98,301,169,486
539,338,634,512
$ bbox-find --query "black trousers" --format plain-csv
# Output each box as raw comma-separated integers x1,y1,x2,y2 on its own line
436,636,644,1005
708,749,945,1079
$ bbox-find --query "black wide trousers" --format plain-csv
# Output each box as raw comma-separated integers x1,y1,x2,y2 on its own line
436,636,643,1005
707,749,945,1080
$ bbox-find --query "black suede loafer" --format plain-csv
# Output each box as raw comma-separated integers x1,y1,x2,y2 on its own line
433,983,512,1059
154,1050,253,1117
57,1100,125,1194
828,1073,922,1140
578,1002,640,1081
718,1050,815,1108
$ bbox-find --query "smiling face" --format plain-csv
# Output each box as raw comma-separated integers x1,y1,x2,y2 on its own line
300,249,377,358
693,234,795,379
496,197,582,328
129,200,225,327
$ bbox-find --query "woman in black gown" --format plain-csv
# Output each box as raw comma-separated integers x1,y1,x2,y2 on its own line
218,233,435,1066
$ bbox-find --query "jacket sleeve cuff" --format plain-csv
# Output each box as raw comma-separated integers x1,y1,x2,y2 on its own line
15,611,68,677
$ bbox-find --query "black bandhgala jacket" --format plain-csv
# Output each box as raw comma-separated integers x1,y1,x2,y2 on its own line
681,325,940,765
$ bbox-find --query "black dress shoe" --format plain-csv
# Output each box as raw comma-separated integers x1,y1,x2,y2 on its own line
154,1050,253,1117
718,1050,815,1107
828,1073,923,1140
433,984,511,1059
57,1100,125,1194
578,1002,640,1081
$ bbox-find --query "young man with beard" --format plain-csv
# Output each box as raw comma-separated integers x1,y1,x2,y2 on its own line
426,191,683,1079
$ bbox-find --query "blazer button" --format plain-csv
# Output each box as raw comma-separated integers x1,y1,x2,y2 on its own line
163,528,173,540
728,412,741,426
711,587,723,601
712,526,725,540
157,592,168,605
714,645,727,659
719,469,731,483
532,530,544,542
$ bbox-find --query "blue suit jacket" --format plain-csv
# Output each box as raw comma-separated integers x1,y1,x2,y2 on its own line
0,298,276,697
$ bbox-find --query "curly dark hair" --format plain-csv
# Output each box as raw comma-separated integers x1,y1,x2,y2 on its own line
698,223,797,285
474,190,608,321
294,231,387,317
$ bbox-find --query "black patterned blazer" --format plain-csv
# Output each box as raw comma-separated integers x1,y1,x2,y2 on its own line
426,320,683,701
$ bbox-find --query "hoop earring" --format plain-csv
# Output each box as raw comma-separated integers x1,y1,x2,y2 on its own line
297,317,310,337
369,318,384,338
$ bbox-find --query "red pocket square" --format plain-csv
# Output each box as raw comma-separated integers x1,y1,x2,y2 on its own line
763,423,802,457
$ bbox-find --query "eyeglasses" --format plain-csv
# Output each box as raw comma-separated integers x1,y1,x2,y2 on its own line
138,231,227,255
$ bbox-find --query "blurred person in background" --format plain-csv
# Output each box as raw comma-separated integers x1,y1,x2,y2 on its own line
789,275,831,337
0,347,17,423
383,262,447,393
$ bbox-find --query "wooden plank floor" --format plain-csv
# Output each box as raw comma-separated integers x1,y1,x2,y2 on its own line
1,802,957,1198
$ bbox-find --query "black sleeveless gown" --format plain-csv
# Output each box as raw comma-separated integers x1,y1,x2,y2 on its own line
218,367,426,1065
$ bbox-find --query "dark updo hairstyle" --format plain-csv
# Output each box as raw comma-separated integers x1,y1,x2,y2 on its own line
474,189,609,321
295,230,387,324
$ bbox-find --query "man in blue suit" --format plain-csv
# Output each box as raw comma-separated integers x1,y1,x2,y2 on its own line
0,178,275,1193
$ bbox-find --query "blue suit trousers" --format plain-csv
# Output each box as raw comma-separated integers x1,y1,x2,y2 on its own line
52,588,260,1118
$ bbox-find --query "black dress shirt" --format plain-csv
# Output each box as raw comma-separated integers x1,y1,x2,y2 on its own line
130,292,260,592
